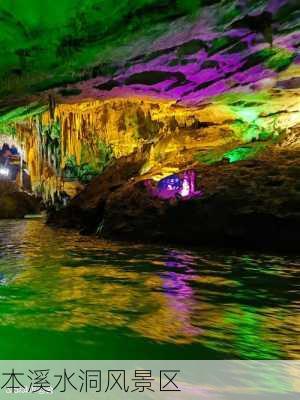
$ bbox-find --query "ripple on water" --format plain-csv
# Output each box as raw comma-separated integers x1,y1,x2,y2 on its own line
0,219,299,359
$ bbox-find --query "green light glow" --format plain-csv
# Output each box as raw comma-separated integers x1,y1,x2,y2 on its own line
223,145,264,163
0,103,47,124
266,47,295,72
0,0,201,100
235,108,259,123
224,305,281,360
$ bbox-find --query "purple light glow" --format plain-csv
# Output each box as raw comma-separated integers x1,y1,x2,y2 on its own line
160,250,203,338
74,0,298,106
145,170,203,200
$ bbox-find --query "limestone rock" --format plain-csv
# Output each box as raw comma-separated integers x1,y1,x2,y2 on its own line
47,153,146,233
0,181,40,218
100,150,300,251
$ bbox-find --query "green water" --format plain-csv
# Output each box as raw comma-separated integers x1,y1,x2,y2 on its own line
0,220,299,360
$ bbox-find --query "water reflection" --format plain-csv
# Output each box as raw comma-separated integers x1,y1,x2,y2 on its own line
0,220,299,359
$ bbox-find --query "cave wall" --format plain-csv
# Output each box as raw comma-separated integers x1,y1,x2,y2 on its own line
10,93,298,201
0,0,299,211
0,0,300,111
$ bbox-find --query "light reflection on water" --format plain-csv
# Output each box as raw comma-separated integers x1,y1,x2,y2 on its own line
0,219,299,359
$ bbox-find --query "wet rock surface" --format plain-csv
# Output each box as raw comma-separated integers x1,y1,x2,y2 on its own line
47,154,146,234
1,1,299,112
47,149,300,251
0,181,40,218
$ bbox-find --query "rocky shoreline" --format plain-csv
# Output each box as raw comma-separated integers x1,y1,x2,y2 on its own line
0,181,40,218
47,149,300,251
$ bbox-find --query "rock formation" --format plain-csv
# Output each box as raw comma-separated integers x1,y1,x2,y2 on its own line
0,181,40,218
0,0,299,248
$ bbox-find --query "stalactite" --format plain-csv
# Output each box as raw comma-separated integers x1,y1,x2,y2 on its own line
11,96,290,203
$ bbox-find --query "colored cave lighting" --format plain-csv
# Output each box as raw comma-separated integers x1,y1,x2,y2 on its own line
145,170,202,200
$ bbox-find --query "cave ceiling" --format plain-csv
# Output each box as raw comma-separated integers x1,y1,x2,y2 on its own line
0,0,299,122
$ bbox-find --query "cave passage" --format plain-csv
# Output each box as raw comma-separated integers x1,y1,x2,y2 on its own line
0,138,31,190
0,0,299,369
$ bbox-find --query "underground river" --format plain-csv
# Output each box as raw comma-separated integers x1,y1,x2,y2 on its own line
0,219,299,360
